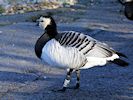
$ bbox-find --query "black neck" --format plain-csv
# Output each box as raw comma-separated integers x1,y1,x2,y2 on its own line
45,26,58,38
35,17,59,58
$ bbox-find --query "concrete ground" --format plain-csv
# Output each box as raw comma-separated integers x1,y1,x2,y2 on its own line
0,0,133,100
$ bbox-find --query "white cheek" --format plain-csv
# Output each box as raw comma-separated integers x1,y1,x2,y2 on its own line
39,18,51,29
39,22,46,30
44,19,51,27
44,21,48,28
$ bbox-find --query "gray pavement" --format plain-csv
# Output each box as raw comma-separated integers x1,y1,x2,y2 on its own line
0,0,133,100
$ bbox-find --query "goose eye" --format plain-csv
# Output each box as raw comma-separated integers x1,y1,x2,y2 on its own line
40,20,44,22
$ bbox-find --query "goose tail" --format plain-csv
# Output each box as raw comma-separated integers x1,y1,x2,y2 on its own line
116,52,127,58
111,58,129,67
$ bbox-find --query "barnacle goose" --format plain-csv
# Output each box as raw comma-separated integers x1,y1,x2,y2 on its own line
35,16,128,92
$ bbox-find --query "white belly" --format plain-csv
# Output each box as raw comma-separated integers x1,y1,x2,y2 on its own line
41,39,86,69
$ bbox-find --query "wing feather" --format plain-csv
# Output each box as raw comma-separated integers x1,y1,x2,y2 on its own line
57,31,115,58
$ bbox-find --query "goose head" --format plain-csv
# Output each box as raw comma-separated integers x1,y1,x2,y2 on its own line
38,16,57,30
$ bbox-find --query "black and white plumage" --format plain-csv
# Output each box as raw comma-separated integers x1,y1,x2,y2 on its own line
35,16,128,92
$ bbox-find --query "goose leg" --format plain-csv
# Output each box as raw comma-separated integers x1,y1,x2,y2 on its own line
75,69,80,89
58,68,73,92
67,69,80,89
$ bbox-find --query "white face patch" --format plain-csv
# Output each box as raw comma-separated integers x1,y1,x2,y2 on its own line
39,17,51,30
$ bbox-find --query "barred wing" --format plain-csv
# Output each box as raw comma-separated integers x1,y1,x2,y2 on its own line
57,31,115,58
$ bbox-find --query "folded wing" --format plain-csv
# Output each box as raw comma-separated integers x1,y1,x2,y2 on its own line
57,31,115,58
56,31,128,69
